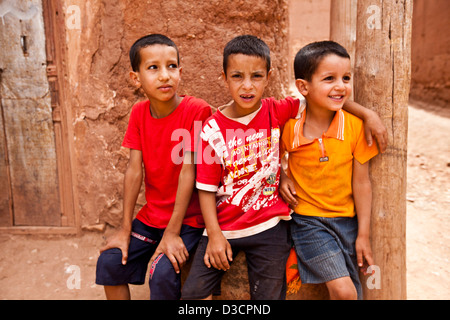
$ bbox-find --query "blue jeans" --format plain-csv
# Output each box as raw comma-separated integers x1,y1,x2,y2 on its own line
290,214,362,299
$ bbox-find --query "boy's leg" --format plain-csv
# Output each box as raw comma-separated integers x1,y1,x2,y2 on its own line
325,276,358,300
181,235,230,300
149,225,203,300
104,284,130,300
242,221,291,300
290,214,362,299
96,219,159,300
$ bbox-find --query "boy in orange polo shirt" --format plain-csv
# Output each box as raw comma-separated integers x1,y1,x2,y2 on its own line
280,41,379,300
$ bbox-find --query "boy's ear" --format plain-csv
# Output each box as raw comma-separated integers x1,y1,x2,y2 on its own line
221,70,228,87
129,71,141,87
295,79,308,96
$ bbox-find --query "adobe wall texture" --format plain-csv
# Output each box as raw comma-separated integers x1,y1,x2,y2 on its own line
410,0,450,107
63,0,290,228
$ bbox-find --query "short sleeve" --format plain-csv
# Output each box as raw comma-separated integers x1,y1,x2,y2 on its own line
187,103,212,153
271,96,306,128
352,118,379,164
196,136,223,192
122,102,145,150
280,119,295,156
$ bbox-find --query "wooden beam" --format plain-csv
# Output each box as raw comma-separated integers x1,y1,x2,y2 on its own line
42,0,80,233
0,226,78,235
353,0,412,300
330,0,357,62
330,0,357,101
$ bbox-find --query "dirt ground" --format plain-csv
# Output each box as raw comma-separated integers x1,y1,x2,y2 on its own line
0,103,448,300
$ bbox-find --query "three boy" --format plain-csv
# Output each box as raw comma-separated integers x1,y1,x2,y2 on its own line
96,33,386,300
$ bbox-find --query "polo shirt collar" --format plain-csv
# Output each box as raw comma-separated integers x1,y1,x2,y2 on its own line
324,109,345,141
292,109,345,148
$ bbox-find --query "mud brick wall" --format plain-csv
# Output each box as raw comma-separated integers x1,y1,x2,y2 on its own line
63,0,290,228
410,0,450,107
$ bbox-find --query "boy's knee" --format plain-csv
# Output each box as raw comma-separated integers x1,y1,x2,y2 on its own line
331,287,357,300
96,248,125,285
97,248,123,269
326,277,357,300
149,254,181,299
149,254,176,281
328,284,357,300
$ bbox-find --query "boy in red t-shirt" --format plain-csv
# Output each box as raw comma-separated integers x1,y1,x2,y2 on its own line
96,34,211,300
181,35,386,300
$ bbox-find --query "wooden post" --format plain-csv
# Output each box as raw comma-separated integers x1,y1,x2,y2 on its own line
330,0,357,100
353,0,412,299
330,0,357,63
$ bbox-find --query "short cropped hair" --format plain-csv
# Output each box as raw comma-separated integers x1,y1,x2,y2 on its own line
294,41,350,81
129,34,180,72
223,35,271,76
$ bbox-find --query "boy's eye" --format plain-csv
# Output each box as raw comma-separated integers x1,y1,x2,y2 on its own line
169,64,178,69
148,65,157,70
324,76,334,81
231,74,242,79
343,75,351,81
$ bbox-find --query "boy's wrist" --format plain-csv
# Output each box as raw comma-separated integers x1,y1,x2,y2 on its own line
362,108,376,121
163,227,181,237
357,229,371,239
206,226,223,238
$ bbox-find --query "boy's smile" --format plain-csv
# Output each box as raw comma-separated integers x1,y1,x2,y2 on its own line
223,53,271,118
297,54,352,113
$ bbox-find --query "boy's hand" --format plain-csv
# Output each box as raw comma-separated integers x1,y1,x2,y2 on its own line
363,110,388,153
100,227,131,265
204,232,233,271
279,170,298,208
149,231,188,274
355,235,374,275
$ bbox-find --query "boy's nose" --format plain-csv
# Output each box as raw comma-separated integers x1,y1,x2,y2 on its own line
242,77,253,89
159,67,170,81
334,80,346,91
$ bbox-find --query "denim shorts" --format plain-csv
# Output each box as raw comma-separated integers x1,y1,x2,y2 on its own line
95,219,203,300
290,214,362,299
181,221,291,300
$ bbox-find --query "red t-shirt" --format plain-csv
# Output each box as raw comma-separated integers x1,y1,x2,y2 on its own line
196,97,304,238
122,96,212,229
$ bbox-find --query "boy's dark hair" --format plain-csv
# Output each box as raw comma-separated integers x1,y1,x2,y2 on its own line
129,34,180,72
223,35,271,76
294,41,350,81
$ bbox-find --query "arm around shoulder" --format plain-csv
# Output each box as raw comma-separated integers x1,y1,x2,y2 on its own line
342,100,388,153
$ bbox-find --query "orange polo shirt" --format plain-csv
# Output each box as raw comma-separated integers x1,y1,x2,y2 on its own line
281,109,378,218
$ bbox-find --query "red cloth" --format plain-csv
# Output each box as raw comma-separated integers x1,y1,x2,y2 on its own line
122,96,211,229
196,97,301,236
